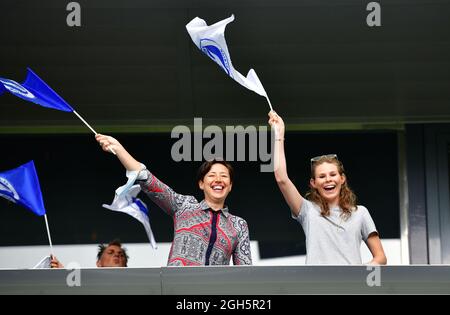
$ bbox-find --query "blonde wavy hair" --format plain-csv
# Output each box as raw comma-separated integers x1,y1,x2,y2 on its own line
305,156,357,217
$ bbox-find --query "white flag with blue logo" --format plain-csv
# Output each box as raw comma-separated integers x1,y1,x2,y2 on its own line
186,14,272,110
103,185,157,249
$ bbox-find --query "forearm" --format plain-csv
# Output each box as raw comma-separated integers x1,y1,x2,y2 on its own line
273,139,303,216
368,255,387,265
274,138,289,183
366,234,387,265
115,145,142,172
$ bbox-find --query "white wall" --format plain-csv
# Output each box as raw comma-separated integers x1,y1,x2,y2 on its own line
0,239,402,269
257,239,403,265
0,241,260,269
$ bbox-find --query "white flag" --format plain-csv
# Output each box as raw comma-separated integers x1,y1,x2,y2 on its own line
103,185,157,249
186,14,272,110
33,255,51,269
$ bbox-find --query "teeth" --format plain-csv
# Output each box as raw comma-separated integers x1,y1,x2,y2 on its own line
213,186,223,190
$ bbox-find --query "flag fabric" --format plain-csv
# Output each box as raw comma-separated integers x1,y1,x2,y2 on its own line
103,185,157,249
0,161,47,216
186,15,270,101
32,255,51,269
0,68,74,112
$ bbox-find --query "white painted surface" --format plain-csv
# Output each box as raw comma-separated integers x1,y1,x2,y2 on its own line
0,239,402,269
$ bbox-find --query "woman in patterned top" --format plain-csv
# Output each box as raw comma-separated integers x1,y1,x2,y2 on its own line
268,111,387,265
95,134,252,266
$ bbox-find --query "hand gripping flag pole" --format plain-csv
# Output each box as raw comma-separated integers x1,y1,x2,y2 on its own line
0,68,116,154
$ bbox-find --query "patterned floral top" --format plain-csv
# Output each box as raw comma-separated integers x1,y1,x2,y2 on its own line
138,170,252,266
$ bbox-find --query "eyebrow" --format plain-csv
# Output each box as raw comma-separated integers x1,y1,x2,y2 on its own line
317,169,338,174
107,249,124,254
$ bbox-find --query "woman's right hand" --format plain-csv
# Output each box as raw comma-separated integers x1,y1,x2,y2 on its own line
95,134,122,154
96,134,142,171
268,110,285,138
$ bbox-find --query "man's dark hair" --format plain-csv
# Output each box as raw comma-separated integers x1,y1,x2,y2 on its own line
97,239,129,265
196,159,234,184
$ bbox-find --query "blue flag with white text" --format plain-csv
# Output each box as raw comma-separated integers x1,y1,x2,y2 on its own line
0,161,47,216
0,68,74,112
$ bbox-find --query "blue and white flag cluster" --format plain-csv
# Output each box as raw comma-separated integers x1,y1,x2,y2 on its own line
0,68,74,112
186,15,271,108
0,161,47,216
103,185,157,249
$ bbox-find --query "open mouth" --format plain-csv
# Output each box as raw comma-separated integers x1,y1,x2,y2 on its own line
323,184,336,192
212,185,224,192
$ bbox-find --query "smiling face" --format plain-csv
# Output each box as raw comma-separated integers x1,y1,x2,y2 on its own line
198,163,233,206
310,161,346,207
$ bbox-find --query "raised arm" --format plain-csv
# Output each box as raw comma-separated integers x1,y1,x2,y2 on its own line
268,111,304,217
95,134,194,217
95,134,142,172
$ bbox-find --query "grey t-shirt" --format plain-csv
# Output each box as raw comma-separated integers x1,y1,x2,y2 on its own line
293,199,377,265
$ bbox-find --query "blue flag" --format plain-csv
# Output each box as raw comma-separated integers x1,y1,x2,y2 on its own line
0,68,74,112
0,161,47,216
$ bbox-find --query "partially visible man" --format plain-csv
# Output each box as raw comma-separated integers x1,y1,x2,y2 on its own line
96,239,128,267
50,239,129,268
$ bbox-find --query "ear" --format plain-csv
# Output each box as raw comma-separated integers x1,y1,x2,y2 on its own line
341,173,346,185
96,260,101,267
198,180,205,191
310,178,317,189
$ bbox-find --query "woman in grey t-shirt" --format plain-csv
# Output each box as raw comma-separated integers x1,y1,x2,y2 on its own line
268,111,387,265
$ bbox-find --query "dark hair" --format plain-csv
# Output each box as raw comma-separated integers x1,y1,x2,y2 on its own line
306,156,357,217
196,159,234,184
97,239,129,266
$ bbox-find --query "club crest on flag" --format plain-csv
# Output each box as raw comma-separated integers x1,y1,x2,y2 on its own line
0,161,47,216
200,39,233,77
0,68,74,112
1,69,116,152
0,78,36,99
186,14,273,110
0,177,20,203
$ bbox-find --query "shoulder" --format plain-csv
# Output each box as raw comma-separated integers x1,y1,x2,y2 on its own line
173,193,198,204
300,198,320,215
229,213,247,223
229,214,249,228
355,205,370,214
174,194,202,213
302,198,316,208
353,205,374,220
